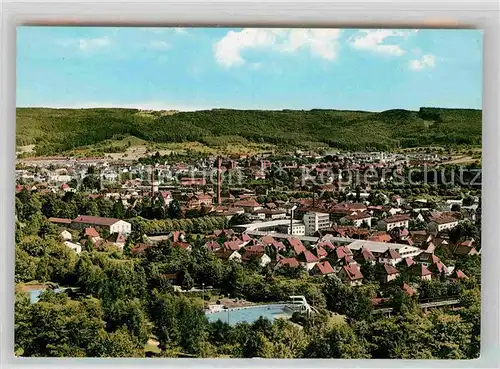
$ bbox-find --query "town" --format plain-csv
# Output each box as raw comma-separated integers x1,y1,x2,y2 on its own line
15,146,482,357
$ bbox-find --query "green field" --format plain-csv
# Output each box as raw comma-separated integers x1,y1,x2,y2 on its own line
16,107,482,155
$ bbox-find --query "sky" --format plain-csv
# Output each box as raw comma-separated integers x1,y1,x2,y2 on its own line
17,27,483,112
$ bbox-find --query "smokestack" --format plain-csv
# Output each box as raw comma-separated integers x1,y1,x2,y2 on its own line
151,166,155,197
217,156,222,205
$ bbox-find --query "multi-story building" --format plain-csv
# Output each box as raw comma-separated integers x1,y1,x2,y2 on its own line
303,211,331,236
71,215,132,235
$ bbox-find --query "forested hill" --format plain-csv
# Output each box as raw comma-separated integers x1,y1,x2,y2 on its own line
16,107,482,154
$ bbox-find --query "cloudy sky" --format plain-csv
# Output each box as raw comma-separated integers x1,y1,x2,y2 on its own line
17,27,482,111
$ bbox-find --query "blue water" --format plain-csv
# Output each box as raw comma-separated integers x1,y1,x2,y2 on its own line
28,288,66,303
206,304,292,325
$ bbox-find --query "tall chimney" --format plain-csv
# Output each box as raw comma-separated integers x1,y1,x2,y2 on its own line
151,166,155,197
217,156,222,205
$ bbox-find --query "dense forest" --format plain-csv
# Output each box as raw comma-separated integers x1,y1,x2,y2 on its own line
16,107,482,155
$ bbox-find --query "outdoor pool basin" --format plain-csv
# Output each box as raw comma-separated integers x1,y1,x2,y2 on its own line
206,304,292,325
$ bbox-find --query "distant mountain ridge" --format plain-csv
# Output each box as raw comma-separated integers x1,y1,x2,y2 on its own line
16,107,482,155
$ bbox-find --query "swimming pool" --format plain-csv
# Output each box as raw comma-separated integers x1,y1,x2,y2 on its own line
206,304,292,325
27,288,68,303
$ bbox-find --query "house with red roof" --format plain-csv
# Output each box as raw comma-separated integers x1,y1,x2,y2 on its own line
340,212,372,228
106,232,127,249
173,242,192,252
310,261,335,277
378,248,402,266
223,239,244,251
402,257,415,268
338,264,364,286
357,246,376,264
131,243,151,254
297,250,319,270
450,269,469,280
71,215,131,235
241,248,271,267
315,245,329,260
368,233,393,243
233,199,262,213
215,249,242,262
428,216,459,233
204,240,221,252
288,237,306,255
83,227,100,239
381,264,400,283
408,263,432,281
274,256,300,270
401,282,416,296
377,214,410,231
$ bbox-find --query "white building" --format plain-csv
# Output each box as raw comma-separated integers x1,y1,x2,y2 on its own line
64,241,82,254
60,230,72,241
303,211,331,236
377,214,410,231
71,215,132,235
428,217,459,233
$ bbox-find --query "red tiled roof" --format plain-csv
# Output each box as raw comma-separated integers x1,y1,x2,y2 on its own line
107,233,126,243
383,263,399,275
215,249,239,260
261,235,275,245
342,264,364,281
84,227,100,238
368,234,392,243
173,242,191,250
453,269,469,280
300,250,319,263
278,257,300,268
383,214,410,223
410,263,432,277
430,216,459,225
381,248,401,260
234,199,261,207
48,217,72,225
316,246,329,259
73,215,121,226
360,246,376,261
289,238,306,254
224,240,243,251
131,243,151,254
335,246,352,260
315,261,334,275
403,257,415,267
205,240,220,251
401,283,415,296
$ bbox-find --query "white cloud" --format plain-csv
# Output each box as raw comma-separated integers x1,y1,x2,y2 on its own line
58,36,110,51
349,29,417,56
79,36,109,50
409,54,436,70
149,40,170,49
214,28,342,67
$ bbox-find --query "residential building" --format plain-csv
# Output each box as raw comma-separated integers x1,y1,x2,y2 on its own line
427,217,459,233
303,211,331,236
71,215,132,235
338,264,364,286
381,263,400,283
377,214,410,231
310,261,335,277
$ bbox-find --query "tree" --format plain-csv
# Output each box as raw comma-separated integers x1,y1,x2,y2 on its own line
322,277,373,321
428,312,472,359
15,246,37,283
304,321,368,358
168,200,182,219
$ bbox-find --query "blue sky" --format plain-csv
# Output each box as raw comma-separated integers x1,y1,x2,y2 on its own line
17,27,482,111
